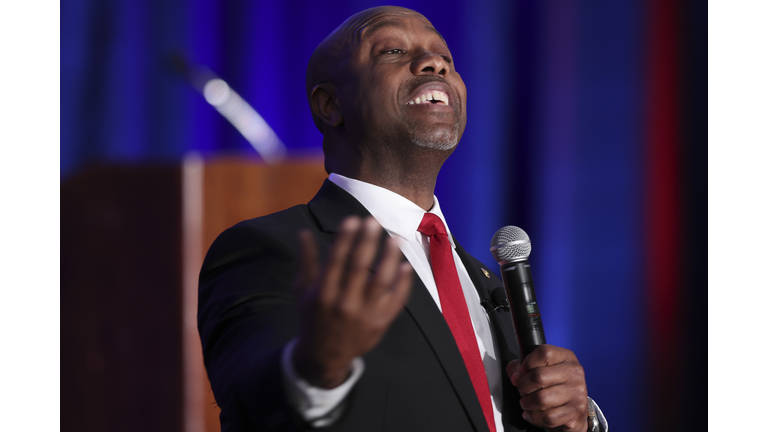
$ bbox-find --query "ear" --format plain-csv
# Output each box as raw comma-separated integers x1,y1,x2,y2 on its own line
310,83,343,128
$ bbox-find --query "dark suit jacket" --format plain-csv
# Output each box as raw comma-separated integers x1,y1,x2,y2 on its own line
198,180,544,432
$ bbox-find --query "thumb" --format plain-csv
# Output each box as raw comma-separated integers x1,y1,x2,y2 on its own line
506,359,522,386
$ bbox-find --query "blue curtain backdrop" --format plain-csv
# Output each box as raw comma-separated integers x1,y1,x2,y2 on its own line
61,1,707,431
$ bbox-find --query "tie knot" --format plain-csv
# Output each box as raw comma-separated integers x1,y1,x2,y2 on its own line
418,213,447,237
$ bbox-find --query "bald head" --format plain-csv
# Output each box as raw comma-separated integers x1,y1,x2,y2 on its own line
303,5,466,190
306,6,441,132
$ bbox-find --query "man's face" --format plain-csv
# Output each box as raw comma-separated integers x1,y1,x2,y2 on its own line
338,12,467,151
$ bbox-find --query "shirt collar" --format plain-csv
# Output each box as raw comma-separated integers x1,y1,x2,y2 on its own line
329,173,456,248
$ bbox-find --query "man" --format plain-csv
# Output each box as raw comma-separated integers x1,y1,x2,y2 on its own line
198,6,607,432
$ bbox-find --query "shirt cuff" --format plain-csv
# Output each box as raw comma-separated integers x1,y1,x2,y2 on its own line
587,397,609,432
280,339,365,427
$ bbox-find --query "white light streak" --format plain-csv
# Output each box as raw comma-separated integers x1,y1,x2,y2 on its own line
202,78,286,163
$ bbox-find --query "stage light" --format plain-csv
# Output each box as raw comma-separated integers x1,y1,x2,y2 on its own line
201,77,286,163
170,53,287,164
202,78,230,107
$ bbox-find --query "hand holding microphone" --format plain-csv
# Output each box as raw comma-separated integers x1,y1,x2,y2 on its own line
491,226,594,432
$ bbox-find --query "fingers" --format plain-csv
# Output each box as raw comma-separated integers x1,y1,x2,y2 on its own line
385,261,413,318
518,378,584,412
507,345,572,392
366,236,406,301
362,227,413,321
340,217,384,308
516,347,583,398
294,217,410,388
319,216,363,303
509,345,589,431
392,262,413,304
521,344,572,372
521,401,589,432
506,359,522,386
516,361,570,397
317,216,404,309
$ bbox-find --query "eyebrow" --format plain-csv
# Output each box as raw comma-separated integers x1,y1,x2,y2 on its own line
361,19,447,45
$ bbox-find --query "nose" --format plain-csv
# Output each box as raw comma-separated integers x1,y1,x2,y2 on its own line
410,51,448,76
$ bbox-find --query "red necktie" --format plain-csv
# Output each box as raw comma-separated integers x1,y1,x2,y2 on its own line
418,213,496,432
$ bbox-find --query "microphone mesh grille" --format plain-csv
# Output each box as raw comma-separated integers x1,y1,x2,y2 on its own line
490,226,531,263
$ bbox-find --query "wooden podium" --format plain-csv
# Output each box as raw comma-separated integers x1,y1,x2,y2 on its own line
61,155,328,432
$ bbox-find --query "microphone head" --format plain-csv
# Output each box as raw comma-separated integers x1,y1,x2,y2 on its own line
490,226,531,264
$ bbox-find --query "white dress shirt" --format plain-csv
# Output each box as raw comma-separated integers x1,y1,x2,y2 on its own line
281,174,505,430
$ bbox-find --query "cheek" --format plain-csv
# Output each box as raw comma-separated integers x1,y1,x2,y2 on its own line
451,72,468,108
362,78,400,118
455,78,468,135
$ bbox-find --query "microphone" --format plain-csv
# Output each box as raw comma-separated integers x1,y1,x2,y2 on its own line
480,287,510,315
490,226,545,359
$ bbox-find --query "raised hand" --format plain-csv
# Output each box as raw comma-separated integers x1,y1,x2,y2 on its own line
506,344,589,432
292,216,413,388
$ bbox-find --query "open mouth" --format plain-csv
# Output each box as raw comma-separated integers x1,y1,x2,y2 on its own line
405,90,450,106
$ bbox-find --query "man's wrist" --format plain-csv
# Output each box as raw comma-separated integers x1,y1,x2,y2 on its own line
292,340,353,389
281,339,366,426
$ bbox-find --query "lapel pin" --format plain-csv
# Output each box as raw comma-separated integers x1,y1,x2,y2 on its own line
481,268,490,278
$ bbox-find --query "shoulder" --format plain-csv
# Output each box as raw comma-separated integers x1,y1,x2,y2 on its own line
230,204,317,237
201,204,318,274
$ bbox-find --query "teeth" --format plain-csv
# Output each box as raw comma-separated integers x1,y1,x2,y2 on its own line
406,90,450,105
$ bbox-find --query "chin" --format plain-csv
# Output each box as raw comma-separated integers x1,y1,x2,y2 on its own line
410,127,459,151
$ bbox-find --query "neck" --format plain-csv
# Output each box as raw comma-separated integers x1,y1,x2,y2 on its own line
338,146,449,211
356,166,439,211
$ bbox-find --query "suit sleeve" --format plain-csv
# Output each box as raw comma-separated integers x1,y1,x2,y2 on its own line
198,222,308,431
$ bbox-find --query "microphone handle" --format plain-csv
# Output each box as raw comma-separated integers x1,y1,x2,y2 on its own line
501,260,546,359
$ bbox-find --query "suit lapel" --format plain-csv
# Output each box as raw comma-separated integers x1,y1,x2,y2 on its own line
453,238,494,309
455,240,535,431
308,179,372,234
307,180,491,432
454,238,519,366
401,277,491,432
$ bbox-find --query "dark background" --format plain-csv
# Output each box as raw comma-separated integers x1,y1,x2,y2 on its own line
61,1,707,431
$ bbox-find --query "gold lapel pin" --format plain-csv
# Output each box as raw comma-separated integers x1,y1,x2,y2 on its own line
481,268,490,278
